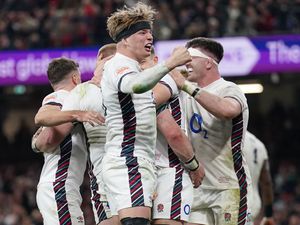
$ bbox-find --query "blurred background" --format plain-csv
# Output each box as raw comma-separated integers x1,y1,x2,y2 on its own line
1,0,300,224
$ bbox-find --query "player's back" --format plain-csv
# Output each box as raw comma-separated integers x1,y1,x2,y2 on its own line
243,131,268,189
63,81,107,176
38,90,87,188
243,131,268,217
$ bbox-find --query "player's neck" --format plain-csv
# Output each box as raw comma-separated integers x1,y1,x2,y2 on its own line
53,81,76,92
198,72,220,87
117,44,141,63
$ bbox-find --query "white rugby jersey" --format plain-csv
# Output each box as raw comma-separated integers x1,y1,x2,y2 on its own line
155,74,184,168
101,53,157,161
181,78,251,189
243,131,268,213
62,82,107,177
38,90,87,188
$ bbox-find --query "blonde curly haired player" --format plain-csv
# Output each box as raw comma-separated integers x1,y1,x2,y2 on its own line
101,2,192,225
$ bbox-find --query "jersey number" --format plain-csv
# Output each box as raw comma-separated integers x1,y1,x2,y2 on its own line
253,148,258,164
189,113,208,139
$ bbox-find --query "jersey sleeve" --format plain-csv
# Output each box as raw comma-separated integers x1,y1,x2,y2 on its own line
42,91,68,108
105,61,138,92
221,84,247,110
159,74,179,97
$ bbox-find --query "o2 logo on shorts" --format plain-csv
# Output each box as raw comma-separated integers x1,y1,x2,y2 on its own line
184,204,191,215
189,113,208,138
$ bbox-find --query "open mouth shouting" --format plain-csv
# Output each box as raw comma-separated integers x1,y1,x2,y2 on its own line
145,43,153,52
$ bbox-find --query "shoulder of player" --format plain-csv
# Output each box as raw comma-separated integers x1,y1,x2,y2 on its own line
246,132,266,151
71,82,100,97
218,78,240,90
42,90,69,105
104,54,138,76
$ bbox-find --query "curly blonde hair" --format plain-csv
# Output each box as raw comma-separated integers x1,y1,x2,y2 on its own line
107,2,157,42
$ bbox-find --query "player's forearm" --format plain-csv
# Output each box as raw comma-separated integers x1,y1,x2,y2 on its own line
120,63,169,93
194,91,240,120
261,177,273,204
153,83,172,108
157,110,194,162
180,80,240,120
167,129,195,162
260,161,274,217
35,110,80,126
35,124,72,153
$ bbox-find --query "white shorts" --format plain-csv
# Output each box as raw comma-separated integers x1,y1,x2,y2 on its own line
36,182,84,225
101,154,157,213
152,166,193,222
88,165,113,224
189,186,253,225
248,191,262,219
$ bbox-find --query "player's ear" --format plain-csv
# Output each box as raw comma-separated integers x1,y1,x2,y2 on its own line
122,38,129,47
72,73,81,85
153,56,158,64
206,58,213,70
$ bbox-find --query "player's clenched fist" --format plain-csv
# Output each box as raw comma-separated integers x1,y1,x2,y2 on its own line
165,46,192,70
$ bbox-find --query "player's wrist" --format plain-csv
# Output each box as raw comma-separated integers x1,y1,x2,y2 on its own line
184,155,199,171
182,80,202,98
164,58,176,71
264,204,273,217
71,111,81,125
31,139,41,153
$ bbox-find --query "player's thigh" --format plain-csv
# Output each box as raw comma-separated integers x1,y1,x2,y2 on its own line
91,170,114,223
37,184,84,225
37,185,60,225
90,188,113,224
189,207,213,225
153,167,193,222
188,187,212,225
101,154,156,216
153,218,184,225
212,189,253,225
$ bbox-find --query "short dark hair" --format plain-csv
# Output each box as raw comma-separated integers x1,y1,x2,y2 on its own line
47,58,79,85
186,37,224,63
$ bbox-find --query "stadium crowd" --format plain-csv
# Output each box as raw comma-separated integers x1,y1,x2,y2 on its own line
0,0,300,50
1,0,300,225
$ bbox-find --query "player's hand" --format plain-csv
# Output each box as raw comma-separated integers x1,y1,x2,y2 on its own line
260,217,275,225
73,111,105,126
188,161,205,188
169,69,186,89
165,47,192,70
32,126,43,140
31,127,44,153
91,55,113,86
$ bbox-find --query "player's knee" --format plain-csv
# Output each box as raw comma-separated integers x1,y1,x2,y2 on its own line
121,217,150,225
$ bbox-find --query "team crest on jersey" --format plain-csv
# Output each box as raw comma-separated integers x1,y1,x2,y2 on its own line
157,204,164,212
77,216,84,223
224,213,231,222
116,66,129,75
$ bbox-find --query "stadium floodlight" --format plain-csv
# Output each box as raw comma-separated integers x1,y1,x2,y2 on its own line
238,83,264,94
